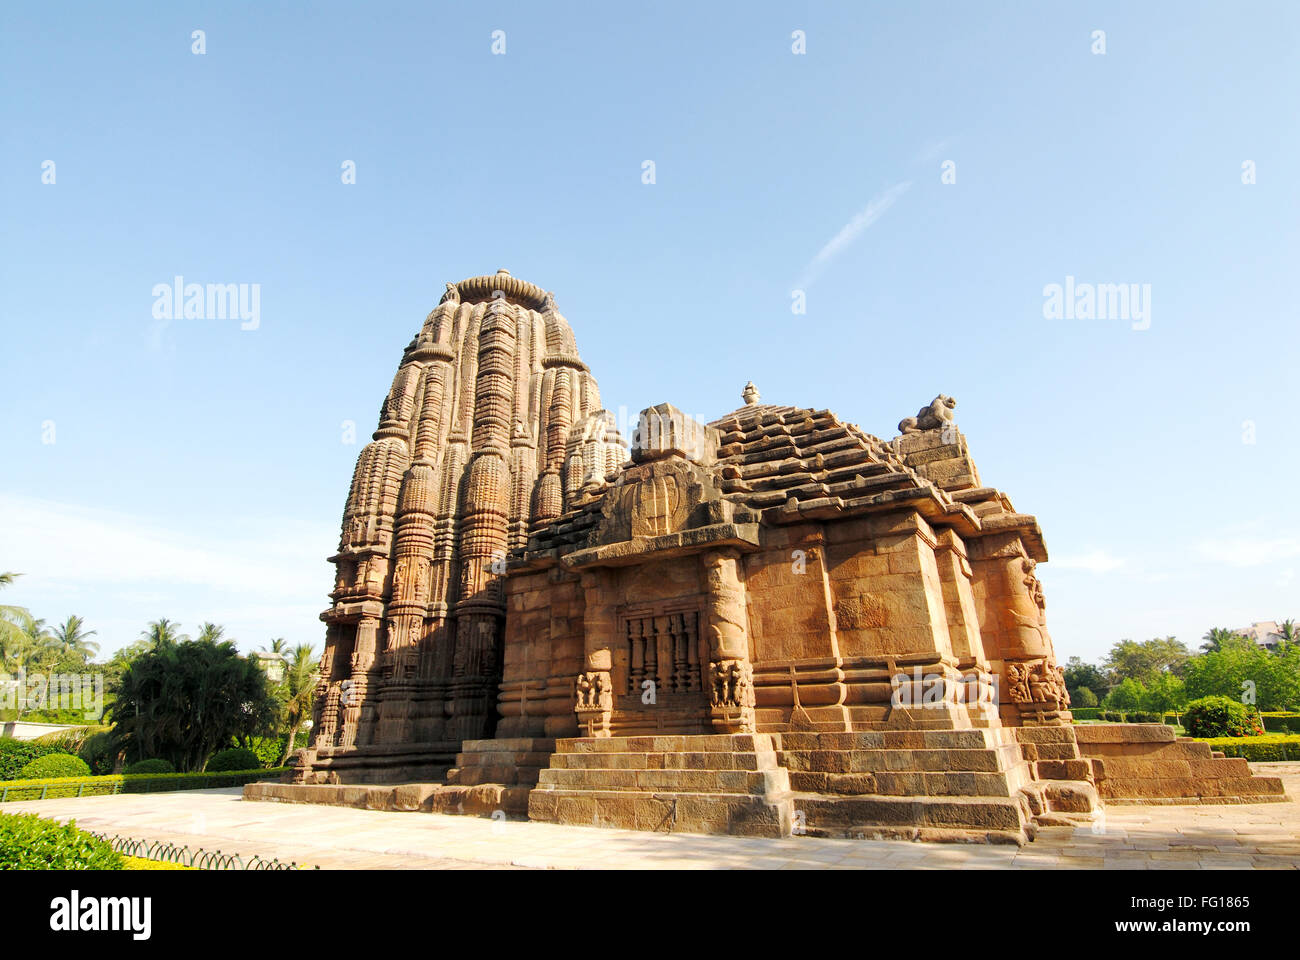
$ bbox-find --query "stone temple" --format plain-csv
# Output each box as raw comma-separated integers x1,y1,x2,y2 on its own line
248,271,1285,842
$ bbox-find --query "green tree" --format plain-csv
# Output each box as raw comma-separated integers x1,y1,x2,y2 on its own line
3,616,59,671
1106,677,1148,712
51,615,99,662
1183,635,1300,711
1201,627,1241,654
1140,672,1187,714
0,573,33,663
1073,686,1098,708
1104,637,1190,685
261,637,288,655
1277,619,1298,647
110,636,279,771
1063,656,1110,700
195,622,226,644
140,618,188,649
276,644,318,766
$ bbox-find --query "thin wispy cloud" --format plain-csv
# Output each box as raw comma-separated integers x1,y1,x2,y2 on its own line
914,137,955,163
798,180,912,289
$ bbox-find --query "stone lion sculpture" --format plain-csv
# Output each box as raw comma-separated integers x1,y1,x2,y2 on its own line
898,395,956,434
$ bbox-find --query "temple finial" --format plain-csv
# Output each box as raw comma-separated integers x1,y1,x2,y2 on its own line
742,381,760,406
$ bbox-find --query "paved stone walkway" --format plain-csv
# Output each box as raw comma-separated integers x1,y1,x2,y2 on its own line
6,764,1298,870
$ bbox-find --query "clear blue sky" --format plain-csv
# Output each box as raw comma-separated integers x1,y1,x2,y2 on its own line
2,2,1296,664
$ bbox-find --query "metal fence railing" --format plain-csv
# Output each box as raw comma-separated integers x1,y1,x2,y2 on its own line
97,833,315,870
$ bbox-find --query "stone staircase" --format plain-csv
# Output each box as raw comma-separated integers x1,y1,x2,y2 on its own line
445,738,553,789
527,734,795,837
773,728,1044,844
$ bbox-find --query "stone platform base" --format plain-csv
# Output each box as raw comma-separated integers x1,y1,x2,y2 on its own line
246,723,1289,845
247,738,558,817
244,780,532,817
1028,724,1287,804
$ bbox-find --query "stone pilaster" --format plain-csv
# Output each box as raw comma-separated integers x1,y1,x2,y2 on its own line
576,570,615,736
702,548,756,733
969,532,1070,726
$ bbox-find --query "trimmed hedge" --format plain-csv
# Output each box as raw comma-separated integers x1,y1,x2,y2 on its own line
1126,710,1161,723
19,754,91,780
0,812,124,869
1261,712,1300,734
0,767,286,802
1198,734,1300,762
1071,707,1102,721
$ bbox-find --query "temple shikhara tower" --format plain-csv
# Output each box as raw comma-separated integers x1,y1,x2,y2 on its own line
258,271,1285,843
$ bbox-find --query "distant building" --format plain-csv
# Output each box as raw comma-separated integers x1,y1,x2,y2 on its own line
1236,621,1293,650
250,651,287,684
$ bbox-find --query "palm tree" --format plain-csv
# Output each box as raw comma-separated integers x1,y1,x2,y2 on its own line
52,615,100,661
195,622,226,643
277,644,318,766
261,637,288,655
140,618,188,649
1200,627,1241,653
1,615,59,674
1277,619,1298,646
0,572,31,659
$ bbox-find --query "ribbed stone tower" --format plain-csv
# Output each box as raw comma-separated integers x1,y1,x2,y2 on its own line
300,270,624,783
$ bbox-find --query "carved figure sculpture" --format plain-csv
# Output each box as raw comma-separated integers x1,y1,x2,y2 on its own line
709,659,753,708
898,394,956,434
1005,662,1032,703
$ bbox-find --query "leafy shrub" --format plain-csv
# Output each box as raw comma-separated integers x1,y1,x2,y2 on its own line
1128,711,1160,723
1198,734,1300,762
0,739,62,781
18,753,91,780
243,733,310,768
78,731,119,775
0,813,123,869
123,758,174,775
1100,710,1124,722
1071,707,1101,721
1073,687,1098,708
1182,696,1261,738
206,747,262,772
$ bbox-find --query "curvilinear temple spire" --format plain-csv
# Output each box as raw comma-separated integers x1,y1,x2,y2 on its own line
303,270,623,782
